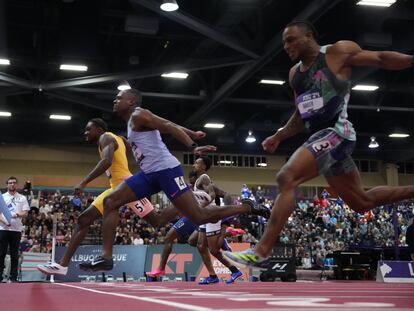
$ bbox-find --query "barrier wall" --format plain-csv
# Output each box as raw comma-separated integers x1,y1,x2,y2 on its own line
54,245,147,282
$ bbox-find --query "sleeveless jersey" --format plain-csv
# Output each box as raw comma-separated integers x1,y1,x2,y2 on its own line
127,110,181,173
98,132,132,189
291,45,356,141
193,173,212,207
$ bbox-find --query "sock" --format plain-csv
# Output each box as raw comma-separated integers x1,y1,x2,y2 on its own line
229,266,239,273
209,274,217,278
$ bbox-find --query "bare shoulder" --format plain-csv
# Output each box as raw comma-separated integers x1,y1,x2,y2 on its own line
328,40,361,55
99,132,117,148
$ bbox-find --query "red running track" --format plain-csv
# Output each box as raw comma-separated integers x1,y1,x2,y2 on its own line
2,281,414,311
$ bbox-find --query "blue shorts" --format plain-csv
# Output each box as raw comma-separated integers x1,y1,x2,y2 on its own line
172,217,197,238
304,129,356,177
125,165,190,201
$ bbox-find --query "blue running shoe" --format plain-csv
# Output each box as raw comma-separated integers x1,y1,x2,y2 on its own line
225,270,242,284
198,276,220,285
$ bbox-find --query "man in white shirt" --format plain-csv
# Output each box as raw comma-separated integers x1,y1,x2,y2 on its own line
0,177,30,282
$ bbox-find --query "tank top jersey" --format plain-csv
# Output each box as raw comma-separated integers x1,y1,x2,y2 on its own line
98,132,132,189
193,173,212,207
127,110,181,173
291,45,356,141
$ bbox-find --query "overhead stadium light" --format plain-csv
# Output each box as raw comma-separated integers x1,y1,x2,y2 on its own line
59,64,88,71
117,81,131,91
204,123,225,129
257,162,268,167
259,79,285,85
245,130,256,143
356,0,396,7
160,0,179,12
352,84,379,91
368,136,379,148
161,72,188,79
50,114,71,120
0,111,12,117
0,59,10,65
389,133,410,138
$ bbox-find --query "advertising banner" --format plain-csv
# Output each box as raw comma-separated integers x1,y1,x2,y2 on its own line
144,243,250,281
376,261,414,283
54,245,147,282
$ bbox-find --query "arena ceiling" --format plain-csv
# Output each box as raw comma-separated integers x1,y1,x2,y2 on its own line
0,0,413,162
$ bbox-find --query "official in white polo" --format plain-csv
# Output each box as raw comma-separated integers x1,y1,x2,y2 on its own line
0,177,29,282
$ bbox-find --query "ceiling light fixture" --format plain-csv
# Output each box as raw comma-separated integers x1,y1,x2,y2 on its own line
0,111,12,117
0,59,10,65
388,133,410,138
352,84,379,91
257,162,268,167
245,130,256,143
356,0,396,7
259,79,285,85
160,0,179,12
59,64,88,71
50,114,71,120
161,72,188,79
117,81,131,91
204,123,225,129
368,136,379,148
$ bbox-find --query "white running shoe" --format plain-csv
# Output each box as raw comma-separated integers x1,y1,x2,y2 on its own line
37,262,68,276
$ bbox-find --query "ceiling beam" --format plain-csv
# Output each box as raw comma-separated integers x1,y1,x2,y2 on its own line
65,87,414,112
46,91,113,112
0,72,36,89
42,57,252,90
130,0,260,59
183,0,344,127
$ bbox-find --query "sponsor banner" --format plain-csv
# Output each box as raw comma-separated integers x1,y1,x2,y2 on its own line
144,243,250,281
54,245,147,282
376,261,414,283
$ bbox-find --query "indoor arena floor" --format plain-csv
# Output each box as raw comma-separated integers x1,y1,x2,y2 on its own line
2,281,414,311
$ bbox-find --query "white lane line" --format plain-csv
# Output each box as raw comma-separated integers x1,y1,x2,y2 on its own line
54,283,213,311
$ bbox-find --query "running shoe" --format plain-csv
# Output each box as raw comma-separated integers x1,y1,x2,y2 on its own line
225,270,243,284
146,268,166,277
37,262,68,276
241,199,270,219
223,248,269,269
198,276,219,285
79,256,113,272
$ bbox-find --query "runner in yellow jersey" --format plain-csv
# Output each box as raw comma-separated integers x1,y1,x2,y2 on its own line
37,118,177,276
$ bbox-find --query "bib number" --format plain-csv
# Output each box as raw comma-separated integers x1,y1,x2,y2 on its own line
297,92,323,118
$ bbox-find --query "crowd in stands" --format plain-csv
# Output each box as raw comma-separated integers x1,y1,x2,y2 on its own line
17,186,414,269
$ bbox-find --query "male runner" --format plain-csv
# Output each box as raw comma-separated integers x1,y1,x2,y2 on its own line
224,21,414,267
79,89,269,271
37,118,177,275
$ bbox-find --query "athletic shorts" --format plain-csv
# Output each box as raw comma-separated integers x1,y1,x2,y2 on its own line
125,165,190,201
199,220,222,237
172,217,197,239
303,128,357,177
92,189,154,218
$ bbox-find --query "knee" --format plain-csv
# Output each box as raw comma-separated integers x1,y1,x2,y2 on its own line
209,247,221,257
276,168,297,191
188,238,197,247
103,195,117,211
197,241,207,252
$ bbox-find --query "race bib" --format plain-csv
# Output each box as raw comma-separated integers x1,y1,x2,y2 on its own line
296,91,324,118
